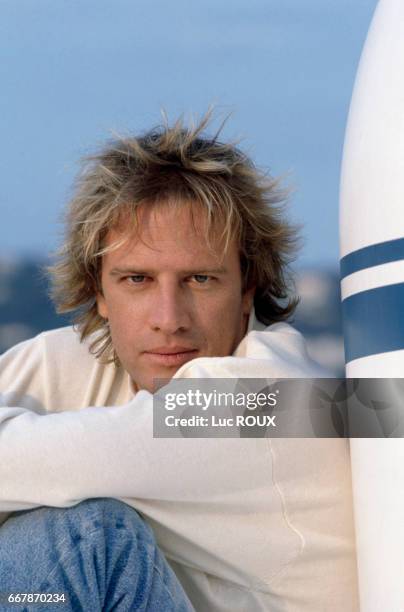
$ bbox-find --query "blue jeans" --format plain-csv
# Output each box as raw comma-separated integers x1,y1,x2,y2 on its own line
0,498,195,612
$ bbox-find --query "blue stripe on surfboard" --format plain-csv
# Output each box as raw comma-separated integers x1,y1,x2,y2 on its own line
340,237,404,279
342,282,404,363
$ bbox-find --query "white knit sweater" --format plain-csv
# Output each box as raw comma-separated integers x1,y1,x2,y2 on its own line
0,316,358,611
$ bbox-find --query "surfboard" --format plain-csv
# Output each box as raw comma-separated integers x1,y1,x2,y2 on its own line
340,0,404,608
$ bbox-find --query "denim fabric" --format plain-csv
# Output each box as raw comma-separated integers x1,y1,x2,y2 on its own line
0,498,195,612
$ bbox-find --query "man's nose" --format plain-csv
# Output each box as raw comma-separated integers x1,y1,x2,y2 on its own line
148,285,191,334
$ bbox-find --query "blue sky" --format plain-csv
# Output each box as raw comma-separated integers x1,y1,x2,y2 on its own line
0,0,377,266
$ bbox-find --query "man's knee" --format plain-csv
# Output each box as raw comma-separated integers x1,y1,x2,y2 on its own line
0,498,155,567
0,499,155,591
0,499,194,611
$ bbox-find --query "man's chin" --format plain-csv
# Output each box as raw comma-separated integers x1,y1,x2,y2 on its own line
130,364,190,394
130,351,201,392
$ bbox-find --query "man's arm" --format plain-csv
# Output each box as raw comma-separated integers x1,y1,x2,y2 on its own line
0,393,266,512
0,330,271,512
0,323,320,512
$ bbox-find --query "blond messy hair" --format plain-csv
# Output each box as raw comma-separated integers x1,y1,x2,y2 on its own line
49,111,300,362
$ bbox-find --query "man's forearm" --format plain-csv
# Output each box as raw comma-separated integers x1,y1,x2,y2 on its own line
0,393,262,511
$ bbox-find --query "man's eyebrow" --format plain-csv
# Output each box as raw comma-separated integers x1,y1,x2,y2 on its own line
109,266,228,276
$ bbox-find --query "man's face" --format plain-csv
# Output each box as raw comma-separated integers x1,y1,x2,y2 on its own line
97,202,255,392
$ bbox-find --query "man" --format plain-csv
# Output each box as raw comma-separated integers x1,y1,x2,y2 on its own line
0,114,358,610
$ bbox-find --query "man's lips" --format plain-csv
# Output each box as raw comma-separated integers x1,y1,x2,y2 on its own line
142,347,199,367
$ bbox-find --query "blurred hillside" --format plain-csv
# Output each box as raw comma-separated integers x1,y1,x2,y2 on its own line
293,269,344,376
0,258,345,375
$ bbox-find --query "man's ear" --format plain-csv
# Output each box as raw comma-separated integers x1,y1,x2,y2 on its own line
96,292,109,319
242,286,256,315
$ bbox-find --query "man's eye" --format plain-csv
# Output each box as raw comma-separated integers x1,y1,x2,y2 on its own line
127,275,146,283
191,275,211,283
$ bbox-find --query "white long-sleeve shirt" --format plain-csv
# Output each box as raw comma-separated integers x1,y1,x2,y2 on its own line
0,317,359,611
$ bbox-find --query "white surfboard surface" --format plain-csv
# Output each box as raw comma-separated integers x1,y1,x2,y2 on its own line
340,1,404,610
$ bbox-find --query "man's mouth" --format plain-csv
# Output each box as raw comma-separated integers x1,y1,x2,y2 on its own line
143,347,199,367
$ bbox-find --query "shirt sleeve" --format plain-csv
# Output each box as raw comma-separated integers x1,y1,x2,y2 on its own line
0,334,48,412
0,390,269,512
0,332,270,512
